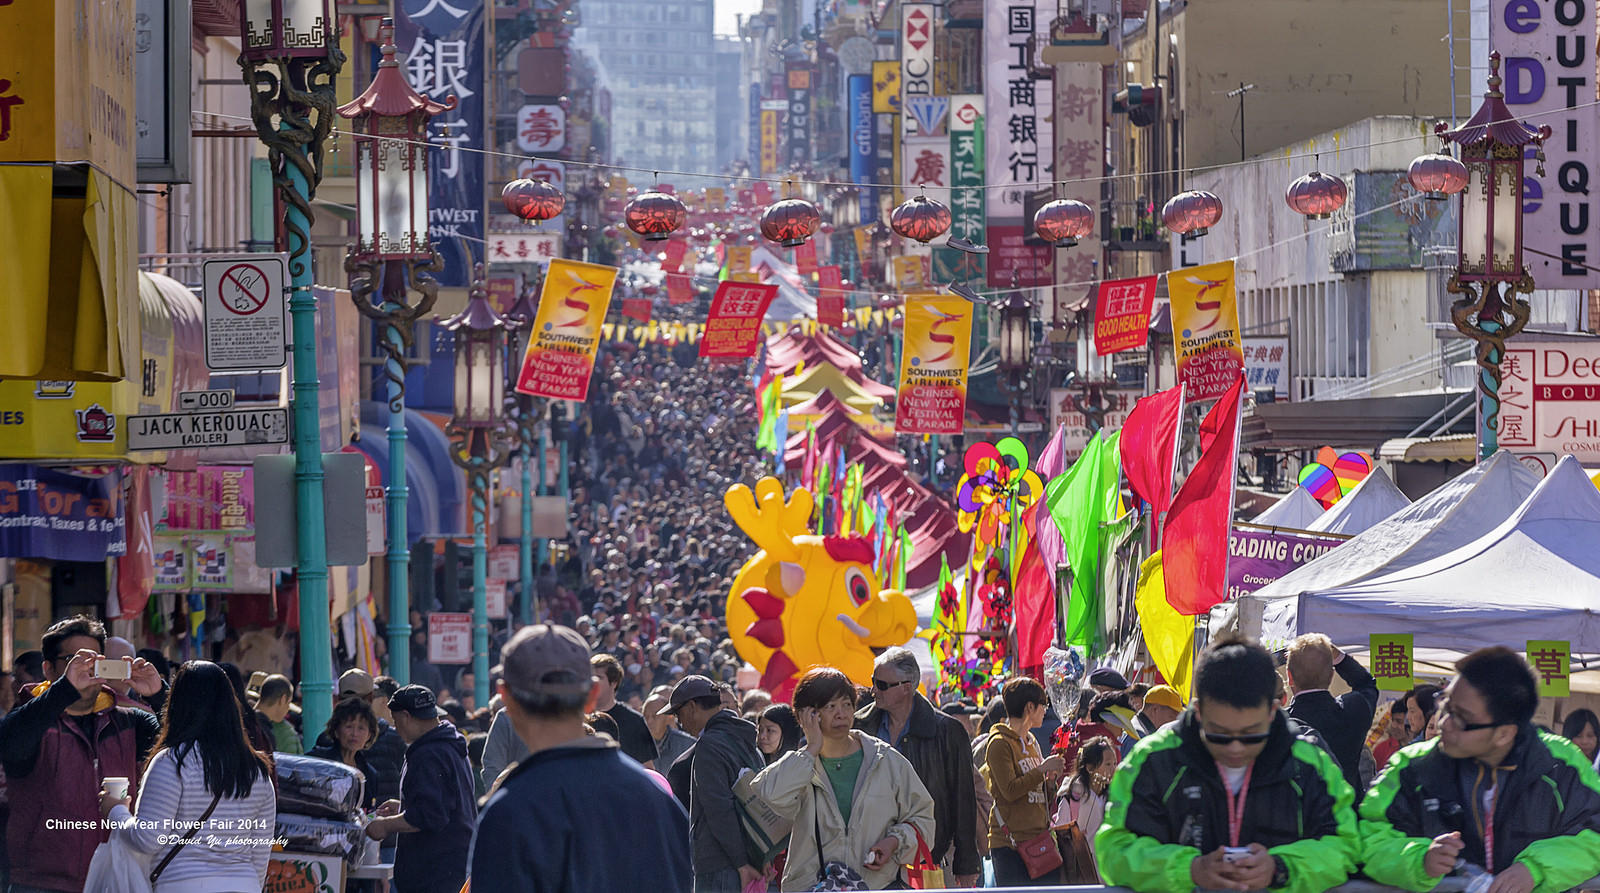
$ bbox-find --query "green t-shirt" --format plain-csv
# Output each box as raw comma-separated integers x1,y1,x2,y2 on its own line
821,749,864,827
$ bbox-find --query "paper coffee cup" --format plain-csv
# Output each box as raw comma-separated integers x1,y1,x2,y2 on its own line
104,777,130,800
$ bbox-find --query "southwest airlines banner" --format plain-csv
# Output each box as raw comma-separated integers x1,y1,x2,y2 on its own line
895,296,974,434
700,281,778,359
1168,260,1244,401
514,258,618,401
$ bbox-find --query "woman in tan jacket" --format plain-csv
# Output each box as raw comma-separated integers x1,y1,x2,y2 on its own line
753,668,935,890
983,676,1067,886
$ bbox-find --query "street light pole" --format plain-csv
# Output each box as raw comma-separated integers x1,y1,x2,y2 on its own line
238,0,344,744
338,20,456,682
502,278,542,626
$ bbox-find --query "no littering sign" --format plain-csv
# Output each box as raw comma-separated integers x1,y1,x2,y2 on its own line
203,254,288,372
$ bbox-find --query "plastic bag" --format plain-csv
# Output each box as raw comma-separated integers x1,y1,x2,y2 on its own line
274,812,365,864
1042,646,1085,721
84,834,153,893
274,753,366,820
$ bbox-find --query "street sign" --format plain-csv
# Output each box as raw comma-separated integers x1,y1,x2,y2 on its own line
486,579,507,619
366,486,384,555
127,407,289,451
177,389,235,411
428,613,472,664
202,254,288,372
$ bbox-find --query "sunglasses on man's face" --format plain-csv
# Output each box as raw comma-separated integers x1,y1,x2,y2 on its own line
1201,729,1271,746
872,678,912,691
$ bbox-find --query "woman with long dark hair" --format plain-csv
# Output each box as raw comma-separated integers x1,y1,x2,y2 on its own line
99,661,277,892
307,697,384,809
756,703,803,765
1562,708,1600,769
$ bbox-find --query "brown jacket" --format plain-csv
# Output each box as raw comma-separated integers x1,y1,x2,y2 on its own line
982,722,1053,849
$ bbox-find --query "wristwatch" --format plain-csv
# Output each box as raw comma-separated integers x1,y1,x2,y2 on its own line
1270,855,1290,889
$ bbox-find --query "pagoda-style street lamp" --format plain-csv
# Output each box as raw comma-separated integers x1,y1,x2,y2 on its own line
1432,52,1550,461
238,0,343,745
339,17,455,685
502,275,548,626
998,287,1034,434
444,269,516,710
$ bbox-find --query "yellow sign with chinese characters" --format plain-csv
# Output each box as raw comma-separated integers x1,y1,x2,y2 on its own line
1527,640,1570,697
1370,633,1414,692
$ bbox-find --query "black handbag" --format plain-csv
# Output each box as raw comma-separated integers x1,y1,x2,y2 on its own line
809,805,868,891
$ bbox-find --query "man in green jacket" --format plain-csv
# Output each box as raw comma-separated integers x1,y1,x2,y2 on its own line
1097,635,1359,893
1361,646,1600,893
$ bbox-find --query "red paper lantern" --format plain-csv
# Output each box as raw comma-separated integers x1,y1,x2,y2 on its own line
624,191,687,241
1285,171,1348,219
890,311,904,331
1407,152,1469,200
501,178,566,221
760,199,821,247
1161,190,1223,236
1032,199,1095,248
889,195,952,243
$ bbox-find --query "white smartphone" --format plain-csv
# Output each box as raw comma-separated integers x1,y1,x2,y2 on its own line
1222,847,1251,863
93,658,131,680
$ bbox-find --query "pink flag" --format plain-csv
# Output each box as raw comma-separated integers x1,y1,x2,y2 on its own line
1118,385,1184,514
1163,376,1244,615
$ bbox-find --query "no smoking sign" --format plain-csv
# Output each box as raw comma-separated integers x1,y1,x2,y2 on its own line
202,254,288,372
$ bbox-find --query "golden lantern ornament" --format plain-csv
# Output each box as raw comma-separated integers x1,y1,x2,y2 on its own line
889,194,952,243
501,178,566,221
1284,171,1348,219
1162,190,1223,236
760,198,821,247
624,191,688,241
1032,199,1095,248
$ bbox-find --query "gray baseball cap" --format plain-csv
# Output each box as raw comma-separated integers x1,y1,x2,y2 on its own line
494,624,596,700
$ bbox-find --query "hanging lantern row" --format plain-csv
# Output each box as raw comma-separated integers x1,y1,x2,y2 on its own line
759,198,822,247
1032,199,1094,248
501,178,565,221
1284,171,1348,219
623,190,689,242
890,194,952,243
1162,190,1224,236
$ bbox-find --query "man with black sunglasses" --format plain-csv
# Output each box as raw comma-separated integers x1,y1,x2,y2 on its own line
1097,635,1359,893
1361,646,1600,893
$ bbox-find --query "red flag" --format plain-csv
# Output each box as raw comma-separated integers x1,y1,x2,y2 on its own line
621,298,652,322
1119,384,1184,514
666,272,694,305
1014,502,1057,667
818,294,845,327
661,239,689,272
1163,376,1244,615
115,466,155,619
794,241,819,277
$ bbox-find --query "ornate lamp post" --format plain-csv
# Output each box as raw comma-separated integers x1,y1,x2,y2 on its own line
1434,53,1549,461
338,18,454,685
502,277,545,626
239,0,344,743
444,270,515,709
998,288,1034,434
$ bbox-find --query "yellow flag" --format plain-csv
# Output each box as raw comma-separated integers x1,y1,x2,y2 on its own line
1134,551,1194,702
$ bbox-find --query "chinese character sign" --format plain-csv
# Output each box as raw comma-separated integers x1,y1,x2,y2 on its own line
1370,633,1415,692
759,109,779,175
936,97,985,283
983,1,1053,289
487,233,559,263
1093,275,1157,355
700,282,779,359
666,272,694,305
396,0,485,288
1242,336,1290,398
1054,62,1103,320
903,136,952,215
896,296,974,435
514,103,565,154
1528,640,1570,697
621,298,652,323
514,258,618,401
1496,342,1600,464
1168,260,1245,402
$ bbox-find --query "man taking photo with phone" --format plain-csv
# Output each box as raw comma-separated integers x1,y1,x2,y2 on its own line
1096,635,1359,893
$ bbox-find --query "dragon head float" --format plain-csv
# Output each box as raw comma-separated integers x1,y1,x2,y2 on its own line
724,477,919,701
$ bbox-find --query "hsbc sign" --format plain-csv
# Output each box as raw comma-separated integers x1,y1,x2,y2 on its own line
900,4,934,132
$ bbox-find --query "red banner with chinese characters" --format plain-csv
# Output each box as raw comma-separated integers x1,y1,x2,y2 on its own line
794,241,819,277
621,298,652,322
819,265,842,292
661,239,689,272
1093,275,1158,355
818,294,845,327
699,281,779,359
666,273,695,305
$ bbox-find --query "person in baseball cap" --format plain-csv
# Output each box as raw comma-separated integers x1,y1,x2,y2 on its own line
1140,684,1185,729
469,624,691,891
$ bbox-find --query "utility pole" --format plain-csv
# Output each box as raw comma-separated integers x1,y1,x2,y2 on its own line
1227,83,1256,162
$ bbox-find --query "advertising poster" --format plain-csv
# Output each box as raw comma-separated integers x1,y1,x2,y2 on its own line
1224,527,1346,600
895,296,974,434
514,259,618,401
1495,341,1600,464
847,74,877,220
700,282,779,359
1168,260,1244,401
0,465,125,561
666,273,695,305
1093,276,1158,355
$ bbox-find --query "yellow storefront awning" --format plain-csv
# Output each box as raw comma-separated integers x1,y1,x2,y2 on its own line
0,164,139,380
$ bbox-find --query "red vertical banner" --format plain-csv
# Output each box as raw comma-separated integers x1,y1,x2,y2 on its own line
661,239,689,272
818,295,845,327
818,265,843,292
116,466,155,619
1093,275,1158,355
666,272,695,305
699,281,779,358
621,298,653,322
794,241,819,277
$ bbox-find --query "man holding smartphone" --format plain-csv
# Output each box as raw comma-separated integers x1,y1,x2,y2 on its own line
1096,635,1360,893
0,615,162,893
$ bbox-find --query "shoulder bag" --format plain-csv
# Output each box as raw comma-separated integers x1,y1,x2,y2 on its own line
149,790,224,885
808,797,867,892
1054,784,1098,885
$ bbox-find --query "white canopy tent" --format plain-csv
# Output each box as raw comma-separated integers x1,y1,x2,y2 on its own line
1261,456,1600,658
1217,451,1543,641
1305,466,1412,535
1250,486,1325,528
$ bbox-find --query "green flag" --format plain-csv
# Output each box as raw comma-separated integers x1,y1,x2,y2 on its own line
1046,432,1113,649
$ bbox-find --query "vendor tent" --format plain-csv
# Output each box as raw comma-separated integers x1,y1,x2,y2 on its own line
780,362,891,410
1305,467,1411,534
765,330,863,375
1261,456,1600,656
1218,450,1542,640
1250,487,1325,528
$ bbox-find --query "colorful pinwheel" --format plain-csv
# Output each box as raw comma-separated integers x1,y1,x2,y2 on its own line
955,437,1047,551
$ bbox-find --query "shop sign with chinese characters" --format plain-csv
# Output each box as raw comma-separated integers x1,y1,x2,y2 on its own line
1242,336,1290,400
488,233,560,264
1370,633,1414,691
982,0,1053,289
1527,640,1570,697
514,104,564,154
1496,341,1600,463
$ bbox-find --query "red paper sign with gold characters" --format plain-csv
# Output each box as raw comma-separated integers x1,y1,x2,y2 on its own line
514,258,618,401
699,281,778,359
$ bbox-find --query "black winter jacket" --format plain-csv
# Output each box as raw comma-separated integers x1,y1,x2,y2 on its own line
689,709,767,873
1288,655,1378,793
855,693,980,875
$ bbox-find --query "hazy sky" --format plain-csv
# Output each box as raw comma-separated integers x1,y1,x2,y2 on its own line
715,0,764,36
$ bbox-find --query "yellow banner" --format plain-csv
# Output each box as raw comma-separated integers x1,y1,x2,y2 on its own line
760,110,779,175
853,226,873,265
872,61,901,114
891,255,925,290
705,187,726,208
514,259,617,402
895,296,973,435
1167,259,1244,402
726,245,753,274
